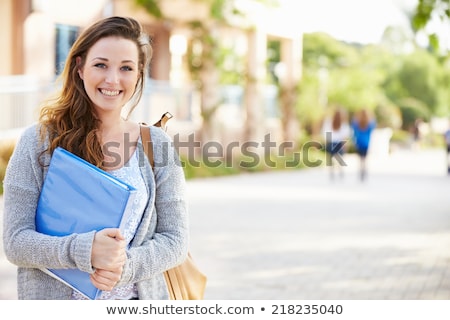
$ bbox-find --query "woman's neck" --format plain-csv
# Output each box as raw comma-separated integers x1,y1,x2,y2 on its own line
98,115,127,140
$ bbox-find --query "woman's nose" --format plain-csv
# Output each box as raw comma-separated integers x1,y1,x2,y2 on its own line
105,69,119,84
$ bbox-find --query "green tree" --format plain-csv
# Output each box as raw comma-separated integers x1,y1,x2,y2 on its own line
384,49,446,126
299,33,359,135
299,29,448,139
302,32,360,69
398,50,443,112
299,33,391,134
411,0,450,53
440,56,450,116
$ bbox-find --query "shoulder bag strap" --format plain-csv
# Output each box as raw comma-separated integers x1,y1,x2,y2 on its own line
139,112,173,168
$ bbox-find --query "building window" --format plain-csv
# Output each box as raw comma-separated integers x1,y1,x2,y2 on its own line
55,24,79,75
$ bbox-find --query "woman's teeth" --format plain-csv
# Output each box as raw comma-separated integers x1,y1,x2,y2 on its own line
101,89,120,96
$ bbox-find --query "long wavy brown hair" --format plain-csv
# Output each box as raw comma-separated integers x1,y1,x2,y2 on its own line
355,109,371,130
39,16,152,168
332,108,344,131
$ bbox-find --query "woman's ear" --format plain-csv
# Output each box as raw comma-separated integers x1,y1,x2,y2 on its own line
76,56,84,80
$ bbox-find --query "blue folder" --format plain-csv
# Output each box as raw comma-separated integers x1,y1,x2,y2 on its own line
35,147,137,300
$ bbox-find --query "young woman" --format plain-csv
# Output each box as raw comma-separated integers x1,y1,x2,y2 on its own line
3,16,188,300
351,108,376,181
322,108,350,180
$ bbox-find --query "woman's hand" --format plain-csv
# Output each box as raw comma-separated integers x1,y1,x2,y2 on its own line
90,267,124,291
90,228,126,290
91,228,126,271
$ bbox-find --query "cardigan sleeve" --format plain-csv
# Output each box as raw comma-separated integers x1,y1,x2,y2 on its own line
2,125,96,274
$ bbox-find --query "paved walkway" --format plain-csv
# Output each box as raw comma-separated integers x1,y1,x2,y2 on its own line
1,148,449,299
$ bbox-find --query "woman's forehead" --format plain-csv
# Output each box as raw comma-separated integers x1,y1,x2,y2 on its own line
86,36,139,61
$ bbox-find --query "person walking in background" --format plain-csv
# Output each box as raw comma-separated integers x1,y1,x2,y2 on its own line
2,16,188,300
444,121,450,174
351,108,376,182
412,118,423,150
322,108,350,180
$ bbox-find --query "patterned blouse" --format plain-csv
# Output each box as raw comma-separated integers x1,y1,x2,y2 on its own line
72,144,149,300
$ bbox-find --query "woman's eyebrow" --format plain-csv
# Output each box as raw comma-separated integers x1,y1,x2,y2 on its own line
91,57,137,65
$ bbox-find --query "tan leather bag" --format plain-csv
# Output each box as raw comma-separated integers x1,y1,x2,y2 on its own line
140,113,207,300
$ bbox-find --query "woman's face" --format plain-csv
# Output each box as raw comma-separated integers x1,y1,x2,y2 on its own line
78,36,140,116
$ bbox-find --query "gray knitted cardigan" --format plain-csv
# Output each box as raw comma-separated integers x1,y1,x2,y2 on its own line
2,124,189,299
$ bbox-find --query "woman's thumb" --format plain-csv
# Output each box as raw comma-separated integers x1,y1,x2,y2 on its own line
102,228,124,240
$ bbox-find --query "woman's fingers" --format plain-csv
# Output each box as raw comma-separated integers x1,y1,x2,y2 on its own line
90,267,123,291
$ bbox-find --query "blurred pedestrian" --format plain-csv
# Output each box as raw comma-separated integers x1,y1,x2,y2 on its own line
444,121,450,174
351,108,376,181
412,118,423,150
322,108,350,180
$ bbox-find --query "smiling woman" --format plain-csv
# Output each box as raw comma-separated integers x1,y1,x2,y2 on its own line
2,16,189,300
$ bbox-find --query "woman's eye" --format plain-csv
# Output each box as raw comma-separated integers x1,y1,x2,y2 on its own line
121,66,133,71
94,63,107,68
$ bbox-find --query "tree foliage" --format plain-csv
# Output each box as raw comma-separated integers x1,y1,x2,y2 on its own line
298,31,449,135
411,0,450,52
299,33,390,134
135,0,163,18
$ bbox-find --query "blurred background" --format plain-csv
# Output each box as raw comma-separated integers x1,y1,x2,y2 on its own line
0,0,450,300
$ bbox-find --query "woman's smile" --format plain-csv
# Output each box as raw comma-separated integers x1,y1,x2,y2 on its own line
99,88,122,97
